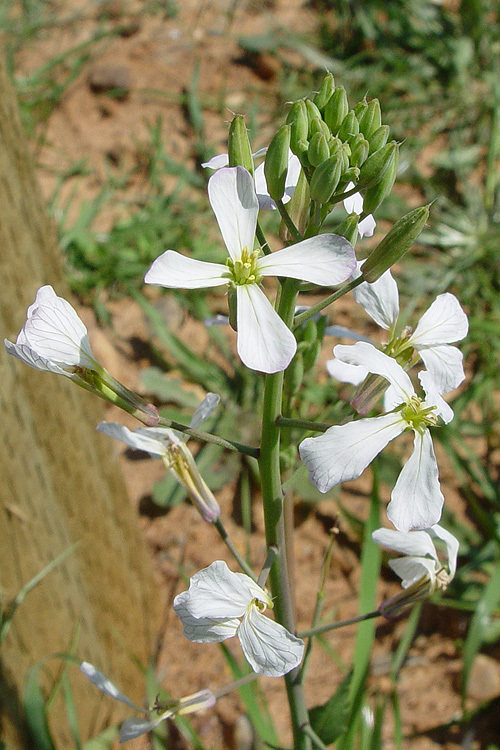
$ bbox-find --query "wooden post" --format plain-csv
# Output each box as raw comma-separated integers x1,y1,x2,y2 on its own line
0,51,158,748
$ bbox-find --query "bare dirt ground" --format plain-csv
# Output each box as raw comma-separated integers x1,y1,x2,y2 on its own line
10,1,500,748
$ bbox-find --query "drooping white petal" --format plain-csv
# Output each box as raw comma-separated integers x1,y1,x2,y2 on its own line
144,251,227,289
429,524,459,578
173,593,240,642
201,153,229,169
418,345,465,393
258,235,356,287
236,284,296,373
343,185,364,215
410,293,468,347
326,357,368,385
14,285,96,369
389,556,437,588
334,341,414,404
189,393,220,429
299,412,406,493
80,662,141,710
174,560,270,620
358,214,376,238
4,339,66,375
121,718,162,742
388,430,444,532
418,371,454,424
96,422,168,457
208,167,258,261
237,605,304,677
372,527,439,561
352,264,399,330
253,161,277,210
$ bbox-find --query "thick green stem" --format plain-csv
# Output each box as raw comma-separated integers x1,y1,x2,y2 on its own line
293,276,364,328
258,278,311,750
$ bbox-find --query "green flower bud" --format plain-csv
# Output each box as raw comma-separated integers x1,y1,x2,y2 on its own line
302,318,318,344
349,134,370,167
337,167,360,193
361,205,430,282
368,124,390,154
287,99,309,150
228,115,254,174
357,141,399,190
313,72,335,112
309,154,342,203
358,99,382,139
307,130,331,167
362,149,398,214
339,142,351,172
338,110,359,142
280,167,310,241
332,212,360,245
305,98,323,127
227,286,238,331
324,85,349,134
353,98,368,120
264,124,291,202
302,339,322,371
284,350,304,396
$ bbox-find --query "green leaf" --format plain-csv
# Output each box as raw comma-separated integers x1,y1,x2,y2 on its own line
141,368,201,409
82,726,120,750
309,670,352,745
23,664,58,750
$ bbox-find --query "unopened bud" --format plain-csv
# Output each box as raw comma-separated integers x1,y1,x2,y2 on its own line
313,72,335,112
284,350,304,396
287,100,309,149
228,115,254,174
349,134,370,167
309,115,330,141
264,124,291,202
362,149,398,214
368,124,390,155
353,98,368,120
324,85,349,134
361,205,430,282
357,141,399,191
280,167,310,241
309,154,342,203
332,212,359,245
358,99,382,139
338,110,359,142
308,130,330,167
305,98,323,128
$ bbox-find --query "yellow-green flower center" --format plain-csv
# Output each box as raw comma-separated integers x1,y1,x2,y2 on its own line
225,247,262,286
400,395,438,433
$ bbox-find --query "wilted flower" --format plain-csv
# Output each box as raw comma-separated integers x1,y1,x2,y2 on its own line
4,285,158,425
300,342,454,532
145,166,355,373
174,560,304,677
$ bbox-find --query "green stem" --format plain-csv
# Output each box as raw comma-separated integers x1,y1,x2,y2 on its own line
156,416,259,458
258,278,311,750
275,199,304,242
256,221,272,255
293,276,364,328
275,415,331,433
213,518,257,582
297,610,379,639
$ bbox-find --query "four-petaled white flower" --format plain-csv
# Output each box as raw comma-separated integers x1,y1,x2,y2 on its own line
327,264,468,394
372,524,458,591
300,341,454,532
145,166,356,373
97,394,221,522
173,560,304,677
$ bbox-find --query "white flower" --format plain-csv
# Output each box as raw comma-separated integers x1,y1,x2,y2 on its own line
173,560,305,677
372,524,458,591
327,264,468,394
145,166,355,373
97,394,221,522
300,341,454,532
343,182,376,239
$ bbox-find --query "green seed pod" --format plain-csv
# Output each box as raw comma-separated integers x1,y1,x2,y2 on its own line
307,131,330,168
324,85,349,135
332,212,360,245
305,99,323,127
361,205,430,282
368,124,390,155
358,99,382,139
288,99,309,151
338,110,359,142
362,149,398,214
357,141,399,190
228,115,254,174
349,134,370,167
309,154,342,203
313,72,335,112
264,124,291,202
280,167,310,242
284,350,304,396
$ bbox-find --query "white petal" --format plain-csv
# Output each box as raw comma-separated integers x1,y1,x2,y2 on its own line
4,339,65,375
189,393,220,429
208,167,258,260
388,430,444,532
17,285,96,368
358,214,376,239
389,556,437,588
201,153,229,169
372,527,438,561
410,293,468,347
334,342,414,404
343,185,363,215
80,662,139,710
254,161,277,210
237,606,304,677
173,592,240,642
429,524,459,579
299,412,405,493
326,358,368,385
353,265,399,330
144,251,227,289
284,153,302,198
174,560,269,620
120,718,162,742
258,235,355,287
418,371,454,424
96,422,167,457
419,345,465,393
236,284,296,373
